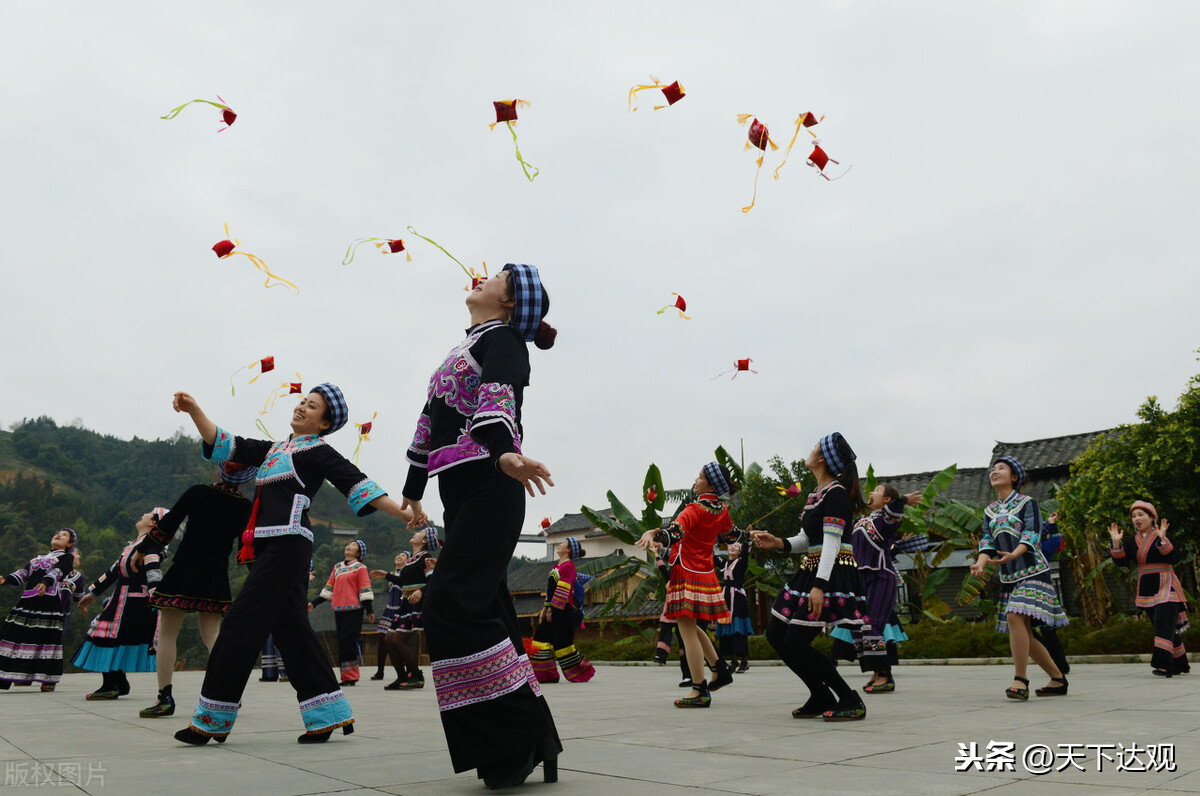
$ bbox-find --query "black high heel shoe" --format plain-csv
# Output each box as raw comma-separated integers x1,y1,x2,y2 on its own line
297,723,355,744
482,737,559,789
174,727,227,745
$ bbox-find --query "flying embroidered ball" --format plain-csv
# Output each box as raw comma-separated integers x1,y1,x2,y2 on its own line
712,358,758,380
656,293,689,319
628,76,686,112
737,115,779,213
490,99,538,181
161,95,237,132
212,224,299,293
343,237,412,265
229,356,275,396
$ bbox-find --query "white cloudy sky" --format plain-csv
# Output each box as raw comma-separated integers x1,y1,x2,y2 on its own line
2,2,1197,551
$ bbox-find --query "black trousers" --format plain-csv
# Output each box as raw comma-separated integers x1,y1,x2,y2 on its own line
334,609,363,663
1146,603,1190,673
195,535,343,730
425,460,561,774
766,617,855,705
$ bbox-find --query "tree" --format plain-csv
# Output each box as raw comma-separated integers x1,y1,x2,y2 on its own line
1057,360,1200,626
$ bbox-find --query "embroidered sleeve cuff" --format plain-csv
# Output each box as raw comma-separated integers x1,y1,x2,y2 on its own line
318,588,333,602
883,497,907,522
348,479,386,517
202,426,235,462
1110,546,1126,558
1157,538,1174,553
407,414,432,466
660,522,684,547
549,582,572,610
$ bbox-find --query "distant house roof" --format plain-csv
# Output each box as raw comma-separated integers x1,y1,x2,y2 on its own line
874,430,1112,505
508,560,555,594
992,430,1114,471
544,512,599,536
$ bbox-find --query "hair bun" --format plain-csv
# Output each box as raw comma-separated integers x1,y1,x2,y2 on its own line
534,321,557,350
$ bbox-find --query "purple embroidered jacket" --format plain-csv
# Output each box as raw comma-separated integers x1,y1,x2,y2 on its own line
404,320,529,500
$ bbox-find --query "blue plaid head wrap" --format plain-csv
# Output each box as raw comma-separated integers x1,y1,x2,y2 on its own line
566,537,581,559
703,461,731,496
819,432,855,478
501,263,546,343
424,526,441,552
310,383,349,434
994,456,1026,488
218,460,258,485
354,539,367,562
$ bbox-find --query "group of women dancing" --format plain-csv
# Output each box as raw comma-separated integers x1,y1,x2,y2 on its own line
0,259,1192,790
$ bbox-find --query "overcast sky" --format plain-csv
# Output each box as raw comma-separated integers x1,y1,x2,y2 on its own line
2,2,1197,555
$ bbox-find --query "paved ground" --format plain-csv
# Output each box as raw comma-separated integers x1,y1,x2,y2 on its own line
1,662,1197,795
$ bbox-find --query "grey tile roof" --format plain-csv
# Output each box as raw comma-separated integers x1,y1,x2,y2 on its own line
873,429,1113,506
543,512,600,535
992,430,1114,471
507,560,555,594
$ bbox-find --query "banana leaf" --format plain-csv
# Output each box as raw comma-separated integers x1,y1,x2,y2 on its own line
581,504,637,545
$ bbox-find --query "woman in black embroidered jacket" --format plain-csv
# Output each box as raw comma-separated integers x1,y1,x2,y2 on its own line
401,264,561,789
169,383,412,746
752,432,870,722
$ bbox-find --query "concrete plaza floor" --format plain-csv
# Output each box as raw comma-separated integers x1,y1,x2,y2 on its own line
0,662,1197,795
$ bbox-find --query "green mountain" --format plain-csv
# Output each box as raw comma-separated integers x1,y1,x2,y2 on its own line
0,417,416,672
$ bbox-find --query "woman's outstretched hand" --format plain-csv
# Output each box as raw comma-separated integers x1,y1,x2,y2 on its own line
498,453,554,496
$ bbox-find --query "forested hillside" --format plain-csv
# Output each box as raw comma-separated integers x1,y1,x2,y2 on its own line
0,417,416,670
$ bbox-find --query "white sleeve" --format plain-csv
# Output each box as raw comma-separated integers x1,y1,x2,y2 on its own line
783,531,810,553
815,531,842,583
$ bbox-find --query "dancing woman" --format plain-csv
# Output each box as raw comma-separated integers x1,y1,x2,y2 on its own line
134,461,255,717
74,511,166,700
0,529,78,691
169,384,412,745
714,542,753,674
309,540,374,686
752,432,869,721
371,551,408,681
373,527,438,690
636,462,738,708
970,456,1068,699
532,537,596,684
1109,500,1190,676
830,484,919,693
400,263,560,789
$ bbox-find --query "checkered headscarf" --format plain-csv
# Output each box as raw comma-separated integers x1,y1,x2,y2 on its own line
994,456,1026,487
311,383,349,434
819,432,854,478
424,526,441,552
703,461,731,496
501,263,545,342
354,539,367,562
566,537,581,559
